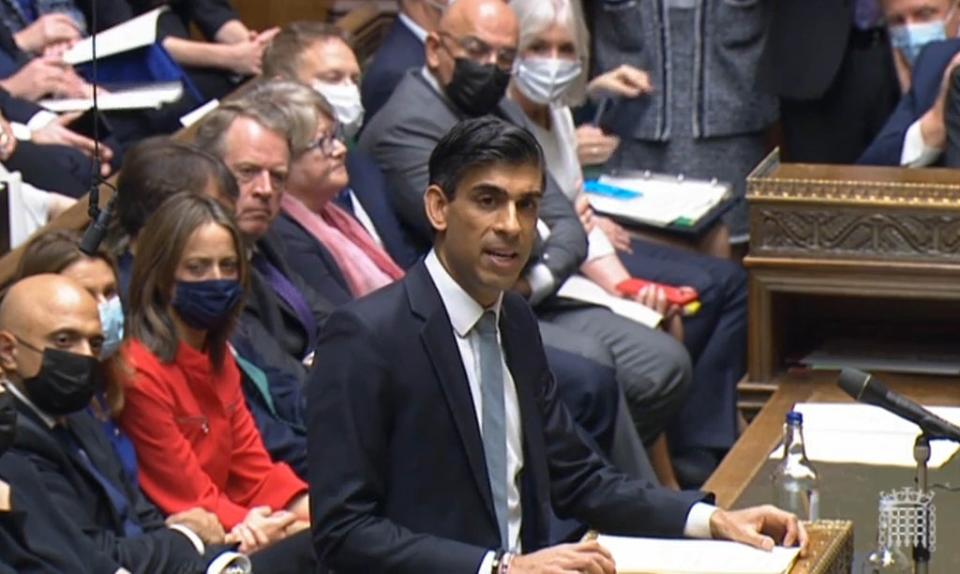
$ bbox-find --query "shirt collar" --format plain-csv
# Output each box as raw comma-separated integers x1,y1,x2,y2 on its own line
3,379,56,429
424,250,502,338
398,12,430,44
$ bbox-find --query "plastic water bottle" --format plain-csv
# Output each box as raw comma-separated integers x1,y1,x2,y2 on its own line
772,411,820,520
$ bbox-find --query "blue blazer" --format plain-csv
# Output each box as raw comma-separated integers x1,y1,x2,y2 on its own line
360,17,425,123
858,39,960,166
344,149,423,269
307,261,706,572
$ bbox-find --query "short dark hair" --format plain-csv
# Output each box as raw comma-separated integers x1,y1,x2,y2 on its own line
128,193,249,371
262,21,351,80
115,137,239,240
428,116,545,199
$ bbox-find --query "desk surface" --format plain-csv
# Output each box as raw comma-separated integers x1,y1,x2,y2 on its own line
704,372,960,573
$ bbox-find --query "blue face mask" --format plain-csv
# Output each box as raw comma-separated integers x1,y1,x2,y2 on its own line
172,279,243,330
890,20,947,66
98,296,124,359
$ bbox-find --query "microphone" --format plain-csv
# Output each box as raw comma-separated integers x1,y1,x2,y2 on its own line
78,195,113,255
837,368,960,442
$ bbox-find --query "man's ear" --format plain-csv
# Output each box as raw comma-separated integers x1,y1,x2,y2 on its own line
424,184,450,234
0,332,17,374
425,32,442,71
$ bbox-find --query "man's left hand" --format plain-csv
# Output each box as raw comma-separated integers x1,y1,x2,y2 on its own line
709,505,807,555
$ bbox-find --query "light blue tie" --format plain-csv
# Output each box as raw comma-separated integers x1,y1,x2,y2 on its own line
475,310,509,547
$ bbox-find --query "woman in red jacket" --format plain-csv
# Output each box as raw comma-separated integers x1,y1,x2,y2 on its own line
120,192,310,554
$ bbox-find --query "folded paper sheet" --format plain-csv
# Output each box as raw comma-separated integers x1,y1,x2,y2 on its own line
64,8,167,65
40,83,183,112
557,275,662,328
596,535,800,574
768,403,960,467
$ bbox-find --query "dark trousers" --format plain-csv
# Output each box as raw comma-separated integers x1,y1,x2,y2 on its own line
780,27,900,164
545,345,618,456
618,239,748,452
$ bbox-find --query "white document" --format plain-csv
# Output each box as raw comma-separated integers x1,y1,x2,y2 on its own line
597,535,800,574
4,168,45,249
768,403,960,468
557,275,661,328
64,7,167,65
39,82,183,112
588,174,728,227
179,98,220,127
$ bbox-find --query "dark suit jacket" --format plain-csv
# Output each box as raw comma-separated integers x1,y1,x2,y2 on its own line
0,451,121,573
358,70,587,290
9,398,208,574
858,39,960,166
307,261,705,572
360,17,425,123
242,230,335,366
759,0,852,100
345,149,423,269
272,211,353,307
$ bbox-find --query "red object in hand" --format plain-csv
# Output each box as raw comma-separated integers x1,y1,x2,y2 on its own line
616,278,699,306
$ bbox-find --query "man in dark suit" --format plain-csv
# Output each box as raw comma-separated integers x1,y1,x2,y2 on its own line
0,383,125,573
361,0,444,122
194,90,336,376
0,274,251,574
308,117,805,573
859,38,960,166
761,0,899,163
360,0,753,488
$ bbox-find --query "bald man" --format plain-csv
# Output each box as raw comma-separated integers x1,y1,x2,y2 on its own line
0,274,249,574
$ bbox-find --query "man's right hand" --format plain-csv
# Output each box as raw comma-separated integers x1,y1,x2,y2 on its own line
166,507,226,545
510,541,616,574
14,13,81,53
919,51,960,151
225,506,296,554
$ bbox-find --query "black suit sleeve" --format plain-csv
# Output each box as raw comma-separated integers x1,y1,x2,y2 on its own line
0,88,42,123
307,309,489,573
945,66,960,167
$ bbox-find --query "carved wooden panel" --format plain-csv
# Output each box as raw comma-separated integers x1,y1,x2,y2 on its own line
751,207,960,261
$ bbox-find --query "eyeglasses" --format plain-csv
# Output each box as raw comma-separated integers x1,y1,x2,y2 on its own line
308,124,346,157
438,32,517,71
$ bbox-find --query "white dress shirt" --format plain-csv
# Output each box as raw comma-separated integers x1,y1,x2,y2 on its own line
901,119,943,167
423,251,717,573
425,252,525,560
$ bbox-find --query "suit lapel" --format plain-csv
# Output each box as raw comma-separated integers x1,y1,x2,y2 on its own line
406,263,499,532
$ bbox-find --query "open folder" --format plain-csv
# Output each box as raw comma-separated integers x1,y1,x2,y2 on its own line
585,174,729,229
597,535,800,574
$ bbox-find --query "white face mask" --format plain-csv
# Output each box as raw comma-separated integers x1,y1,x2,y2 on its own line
513,57,583,105
312,80,365,140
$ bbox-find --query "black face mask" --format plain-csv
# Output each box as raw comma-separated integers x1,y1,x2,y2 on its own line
22,347,101,417
445,57,512,117
0,391,15,457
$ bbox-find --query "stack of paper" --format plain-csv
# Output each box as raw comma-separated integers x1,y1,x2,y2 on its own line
768,403,960,467
585,174,729,227
596,535,800,574
557,276,662,328
40,83,184,112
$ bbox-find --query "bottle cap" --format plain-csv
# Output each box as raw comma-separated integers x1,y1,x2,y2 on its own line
786,411,803,425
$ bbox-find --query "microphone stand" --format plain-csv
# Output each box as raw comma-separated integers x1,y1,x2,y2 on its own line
913,434,932,574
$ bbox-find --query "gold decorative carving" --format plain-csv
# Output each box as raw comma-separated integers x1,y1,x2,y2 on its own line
752,209,960,260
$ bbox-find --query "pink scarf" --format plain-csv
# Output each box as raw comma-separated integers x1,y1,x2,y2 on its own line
281,193,404,297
